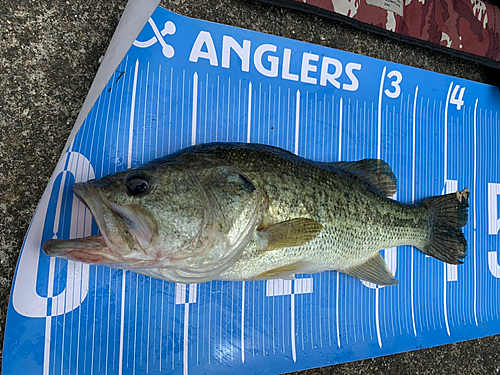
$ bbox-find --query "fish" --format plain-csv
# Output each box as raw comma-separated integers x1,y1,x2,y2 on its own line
43,142,469,285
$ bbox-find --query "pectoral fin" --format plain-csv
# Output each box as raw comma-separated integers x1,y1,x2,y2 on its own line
258,218,323,252
254,261,311,280
343,253,399,286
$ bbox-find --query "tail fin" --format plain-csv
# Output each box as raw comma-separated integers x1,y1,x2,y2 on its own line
420,188,469,264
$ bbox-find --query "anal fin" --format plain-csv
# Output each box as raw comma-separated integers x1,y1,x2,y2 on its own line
258,218,323,252
343,253,399,286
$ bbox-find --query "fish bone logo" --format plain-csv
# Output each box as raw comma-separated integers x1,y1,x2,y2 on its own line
133,17,176,58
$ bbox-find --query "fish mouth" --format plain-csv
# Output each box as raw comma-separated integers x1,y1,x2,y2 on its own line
43,181,157,266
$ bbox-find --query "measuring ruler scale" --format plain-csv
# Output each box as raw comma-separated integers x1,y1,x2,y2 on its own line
4,6,500,375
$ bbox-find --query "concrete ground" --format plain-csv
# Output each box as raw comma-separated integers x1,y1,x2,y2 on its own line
1,0,499,373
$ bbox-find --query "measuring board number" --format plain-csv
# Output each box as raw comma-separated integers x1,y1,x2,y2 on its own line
384,70,402,99
450,84,466,110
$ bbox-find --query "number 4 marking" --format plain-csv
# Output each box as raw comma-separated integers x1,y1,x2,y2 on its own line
450,84,465,110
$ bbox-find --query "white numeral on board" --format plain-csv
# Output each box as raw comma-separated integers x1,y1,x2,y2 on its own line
384,70,402,99
488,183,500,235
449,84,465,110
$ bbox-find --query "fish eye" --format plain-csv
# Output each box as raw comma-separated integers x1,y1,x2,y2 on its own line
125,173,150,196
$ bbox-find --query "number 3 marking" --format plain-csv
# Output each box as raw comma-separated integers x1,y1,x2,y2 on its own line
384,70,402,99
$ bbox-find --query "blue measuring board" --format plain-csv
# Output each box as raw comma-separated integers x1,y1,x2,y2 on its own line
4,6,500,375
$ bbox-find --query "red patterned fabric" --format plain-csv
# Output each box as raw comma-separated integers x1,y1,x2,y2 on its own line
258,0,500,68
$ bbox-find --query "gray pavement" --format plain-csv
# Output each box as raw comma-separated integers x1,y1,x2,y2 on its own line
0,0,498,373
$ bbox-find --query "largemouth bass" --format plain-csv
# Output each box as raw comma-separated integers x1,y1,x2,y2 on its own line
43,143,469,285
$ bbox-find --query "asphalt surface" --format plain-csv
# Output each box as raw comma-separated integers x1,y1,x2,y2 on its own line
1,0,499,373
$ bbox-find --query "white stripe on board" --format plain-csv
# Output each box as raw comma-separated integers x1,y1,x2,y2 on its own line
110,62,127,374
189,284,197,304
443,82,454,337
412,88,418,202
128,59,140,169
139,61,150,374
155,65,162,159
44,208,61,373
182,70,186,147
411,86,418,337
445,179,458,281
192,72,198,146
44,315,53,375
119,58,139,375
160,281,164,371
443,240,450,333
290,91,301,362
241,281,245,363
108,60,128,375
241,82,251,363
175,284,186,304
377,67,387,159
247,82,252,143
185,72,199,372
375,288,382,348
338,98,343,161
105,270,112,375
88,90,106,375
143,62,150,166
204,73,208,143
443,82,453,182
52,172,68,238
91,268,98,375
375,72,385,347
228,77,231,142
146,279,152,372
237,79,242,142
336,273,340,348
183,302,190,375
336,105,342,348
291,293,296,362
295,90,300,155
473,98,478,326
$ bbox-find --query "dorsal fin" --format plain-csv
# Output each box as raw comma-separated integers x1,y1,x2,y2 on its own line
332,159,397,197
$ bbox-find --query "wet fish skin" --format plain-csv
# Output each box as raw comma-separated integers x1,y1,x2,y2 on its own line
43,142,469,285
